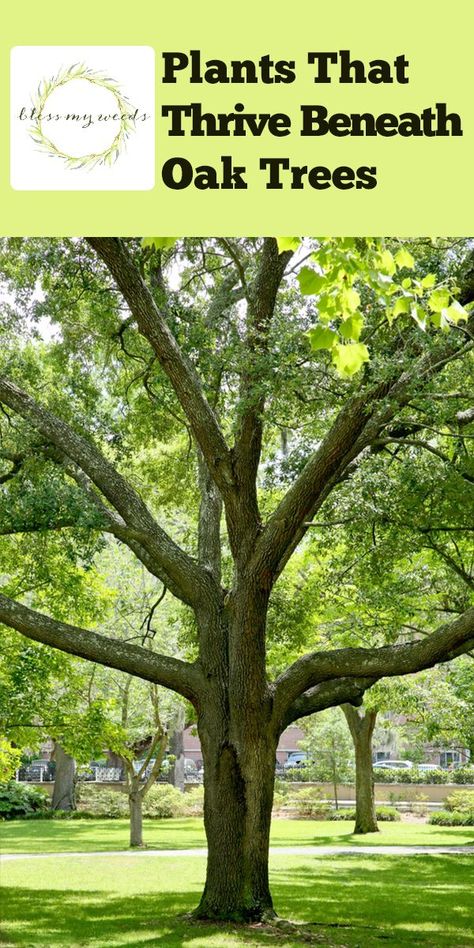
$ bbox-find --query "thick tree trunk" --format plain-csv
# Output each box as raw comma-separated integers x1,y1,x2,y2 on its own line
51,742,76,811
193,596,277,924
343,705,378,834
129,790,143,847
195,727,277,921
168,726,185,791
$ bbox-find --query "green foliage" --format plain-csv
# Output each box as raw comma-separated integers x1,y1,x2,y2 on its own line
300,708,354,785
329,805,400,822
179,785,204,816
75,783,198,819
276,236,300,253
0,781,49,819
0,738,22,780
288,787,332,819
76,785,129,818
444,790,474,812
299,236,469,375
141,237,178,251
373,767,474,785
142,784,189,819
429,809,474,826
331,341,369,377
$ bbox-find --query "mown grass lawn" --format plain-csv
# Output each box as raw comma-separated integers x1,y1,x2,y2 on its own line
1,816,473,853
1,852,473,947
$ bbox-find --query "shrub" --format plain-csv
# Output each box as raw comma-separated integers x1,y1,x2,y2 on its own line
76,785,128,818
329,805,400,822
0,781,50,819
373,766,474,785
449,768,474,785
289,787,332,819
444,790,474,813
180,786,204,817
272,791,287,812
142,784,187,819
429,809,474,826
410,793,429,816
373,767,447,784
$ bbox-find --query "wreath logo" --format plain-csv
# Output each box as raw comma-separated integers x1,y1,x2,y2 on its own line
28,63,135,171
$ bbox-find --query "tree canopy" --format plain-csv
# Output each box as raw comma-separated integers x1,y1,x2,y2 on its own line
0,235,472,920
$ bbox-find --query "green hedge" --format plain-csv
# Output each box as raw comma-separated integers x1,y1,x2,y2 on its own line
372,767,474,785
329,805,400,822
429,809,474,826
282,766,473,785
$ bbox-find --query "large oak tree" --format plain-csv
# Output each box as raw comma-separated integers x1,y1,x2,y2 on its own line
0,236,473,921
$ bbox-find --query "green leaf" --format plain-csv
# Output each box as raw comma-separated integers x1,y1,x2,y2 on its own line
341,286,360,314
395,248,415,270
401,278,412,290
421,273,436,289
431,311,450,332
298,267,325,295
332,342,369,377
428,288,450,312
317,294,337,322
340,313,363,341
379,250,396,276
442,301,469,325
392,297,411,318
411,304,427,330
393,297,411,317
308,326,338,351
276,236,301,253
141,237,178,250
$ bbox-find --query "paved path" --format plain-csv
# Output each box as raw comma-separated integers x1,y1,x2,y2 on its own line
2,845,473,861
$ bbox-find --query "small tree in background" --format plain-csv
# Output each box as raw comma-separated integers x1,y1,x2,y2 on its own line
300,707,354,809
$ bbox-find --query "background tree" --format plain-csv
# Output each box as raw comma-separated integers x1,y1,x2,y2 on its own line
300,707,354,809
0,235,473,923
341,704,377,832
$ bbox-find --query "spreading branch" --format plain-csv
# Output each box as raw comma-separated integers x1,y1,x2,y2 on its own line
0,593,203,702
86,238,235,502
0,377,210,607
251,318,474,585
232,239,293,532
273,607,474,722
280,677,377,731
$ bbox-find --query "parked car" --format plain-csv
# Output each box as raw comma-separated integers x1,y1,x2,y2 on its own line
184,758,203,782
283,752,312,770
374,760,413,770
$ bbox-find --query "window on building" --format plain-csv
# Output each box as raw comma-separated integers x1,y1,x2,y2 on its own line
439,751,461,768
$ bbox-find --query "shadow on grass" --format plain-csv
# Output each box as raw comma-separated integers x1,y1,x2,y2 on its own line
273,826,474,848
272,855,474,945
0,818,204,854
2,856,473,947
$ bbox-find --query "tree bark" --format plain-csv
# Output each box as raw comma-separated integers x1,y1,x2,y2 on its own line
191,596,278,922
51,742,76,811
195,715,277,921
168,726,185,792
342,705,378,834
129,789,143,847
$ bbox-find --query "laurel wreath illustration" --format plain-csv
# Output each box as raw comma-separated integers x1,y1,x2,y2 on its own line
28,63,134,171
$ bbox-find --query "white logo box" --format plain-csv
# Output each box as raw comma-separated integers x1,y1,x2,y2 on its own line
11,46,155,191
